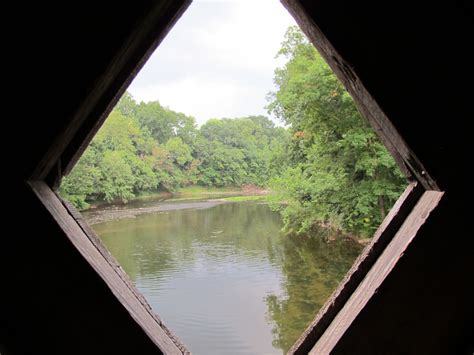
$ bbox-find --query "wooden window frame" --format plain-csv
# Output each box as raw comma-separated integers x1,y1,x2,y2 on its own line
26,1,445,354
29,181,188,354
279,1,444,353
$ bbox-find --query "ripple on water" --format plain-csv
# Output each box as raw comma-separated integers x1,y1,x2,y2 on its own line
134,250,285,355
95,201,360,355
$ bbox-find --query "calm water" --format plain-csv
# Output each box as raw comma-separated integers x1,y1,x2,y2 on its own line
91,200,361,354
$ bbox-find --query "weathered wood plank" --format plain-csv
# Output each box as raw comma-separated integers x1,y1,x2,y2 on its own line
28,180,187,355
60,197,189,354
309,190,444,354
289,182,423,354
31,0,191,188
280,0,439,191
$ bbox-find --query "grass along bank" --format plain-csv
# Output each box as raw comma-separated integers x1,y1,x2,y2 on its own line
218,195,266,202
82,185,269,210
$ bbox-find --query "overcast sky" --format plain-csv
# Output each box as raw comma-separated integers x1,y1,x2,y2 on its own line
127,0,297,125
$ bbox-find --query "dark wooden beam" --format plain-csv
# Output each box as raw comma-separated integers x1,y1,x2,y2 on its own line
28,181,187,354
309,190,444,353
31,0,191,189
280,0,439,191
289,183,424,354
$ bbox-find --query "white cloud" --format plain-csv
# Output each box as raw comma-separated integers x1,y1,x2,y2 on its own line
131,75,266,121
127,0,296,125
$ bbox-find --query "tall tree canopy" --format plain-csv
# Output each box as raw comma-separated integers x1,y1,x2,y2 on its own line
60,96,283,209
267,26,406,236
61,27,406,237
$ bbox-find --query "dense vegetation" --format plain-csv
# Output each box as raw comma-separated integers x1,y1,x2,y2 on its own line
60,94,285,209
266,27,405,236
61,26,405,237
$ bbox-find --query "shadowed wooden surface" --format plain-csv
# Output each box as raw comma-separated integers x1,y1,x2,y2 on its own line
29,181,187,354
310,190,444,354
2,0,473,354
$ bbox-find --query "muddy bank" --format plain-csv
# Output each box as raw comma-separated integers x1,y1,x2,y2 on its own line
86,185,269,210
84,200,228,225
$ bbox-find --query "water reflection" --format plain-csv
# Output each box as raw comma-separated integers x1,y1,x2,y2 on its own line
265,235,360,352
92,201,360,354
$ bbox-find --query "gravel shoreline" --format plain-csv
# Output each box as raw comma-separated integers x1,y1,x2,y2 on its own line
83,200,228,225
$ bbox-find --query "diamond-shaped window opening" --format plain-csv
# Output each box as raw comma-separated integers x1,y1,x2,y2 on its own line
31,1,441,355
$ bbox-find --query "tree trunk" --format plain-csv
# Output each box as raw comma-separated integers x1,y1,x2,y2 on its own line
379,195,386,220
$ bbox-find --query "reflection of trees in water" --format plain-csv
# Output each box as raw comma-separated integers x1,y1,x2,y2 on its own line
95,202,284,281
95,202,361,353
265,235,361,353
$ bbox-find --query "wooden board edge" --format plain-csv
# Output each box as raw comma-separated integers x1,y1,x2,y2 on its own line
30,0,192,187
289,182,423,354
59,197,190,354
280,0,439,191
27,180,187,355
309,189,444,354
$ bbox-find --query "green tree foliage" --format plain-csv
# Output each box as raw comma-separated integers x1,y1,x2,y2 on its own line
267,27,406,236
61,27,405,238
266,236,361,352
59,149,101,209
99,150,136,203
165,137,193,167
60,110,158,207
197,117,287,187
60,95,282,208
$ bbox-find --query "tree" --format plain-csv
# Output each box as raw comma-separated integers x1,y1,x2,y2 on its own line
59,149,101,209
115,91,138,118
165,137,193,168
98,150,136,203
60,109,160,207
196,116,282,187
267,27,406,236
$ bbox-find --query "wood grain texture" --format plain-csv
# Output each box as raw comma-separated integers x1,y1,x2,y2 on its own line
289,183,423,354
31,0,191,187
280,0,438,191
28,180,186,355
61,198,190,354
309,190,444,354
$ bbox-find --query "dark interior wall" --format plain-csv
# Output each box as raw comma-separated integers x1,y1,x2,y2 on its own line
333,192,474,355
3,2,187,354
291,1,474,353
2,1,473,354
294,1,473,191
1,183,163,355
13,2,159,179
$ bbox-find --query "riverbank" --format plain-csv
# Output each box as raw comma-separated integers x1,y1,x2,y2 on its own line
178,185,269,196
84,189,217,209
94,196,362,354
83,199,230,225
81,187,371,246
82,185,270,225
85,185,269,210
